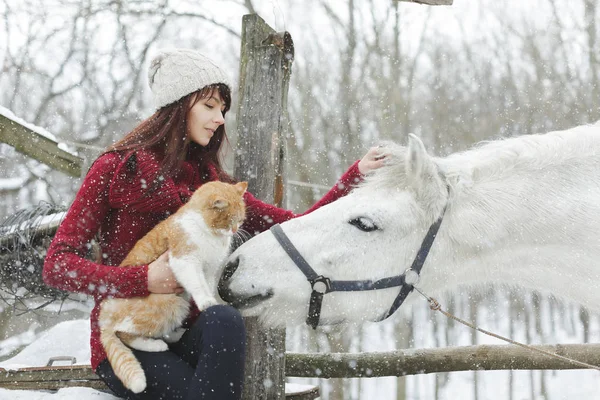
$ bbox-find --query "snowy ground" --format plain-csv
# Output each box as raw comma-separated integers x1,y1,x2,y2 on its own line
0,320,314,399
0,320,118,400
0,387,117,400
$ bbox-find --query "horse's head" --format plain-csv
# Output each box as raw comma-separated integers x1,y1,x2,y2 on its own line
219,135,449,327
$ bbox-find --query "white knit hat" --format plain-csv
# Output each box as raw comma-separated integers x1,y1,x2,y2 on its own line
148,48,231,109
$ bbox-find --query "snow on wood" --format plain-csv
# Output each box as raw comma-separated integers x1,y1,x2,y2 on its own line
0,106,83,177
395,0,453,5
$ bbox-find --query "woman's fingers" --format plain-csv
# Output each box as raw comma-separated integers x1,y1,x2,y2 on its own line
358,146,389,174
148,252,181,294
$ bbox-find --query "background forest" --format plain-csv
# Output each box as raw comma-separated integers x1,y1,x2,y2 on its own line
1,0,599,399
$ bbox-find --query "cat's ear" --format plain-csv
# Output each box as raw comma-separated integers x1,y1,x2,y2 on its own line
213,199,229,209
235,181,248,195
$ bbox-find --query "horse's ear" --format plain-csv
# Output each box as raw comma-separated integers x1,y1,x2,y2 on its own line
406,134,434,181
406,134,446,215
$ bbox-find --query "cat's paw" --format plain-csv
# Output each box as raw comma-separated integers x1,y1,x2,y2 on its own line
129,337,169,352
163,328,186,343
193,296,218,311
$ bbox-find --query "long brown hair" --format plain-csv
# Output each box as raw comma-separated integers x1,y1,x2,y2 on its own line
106,83,234,183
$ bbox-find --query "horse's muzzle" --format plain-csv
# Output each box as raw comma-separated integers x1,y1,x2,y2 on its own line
218,257,240,303
218,256,274,309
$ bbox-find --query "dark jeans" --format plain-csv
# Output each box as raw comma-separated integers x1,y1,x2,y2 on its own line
97,305,246,400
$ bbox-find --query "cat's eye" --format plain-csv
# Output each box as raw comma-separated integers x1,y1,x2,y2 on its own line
349,217,379,232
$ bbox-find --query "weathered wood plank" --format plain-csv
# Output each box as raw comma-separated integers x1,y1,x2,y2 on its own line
235,15,293,204
0,365,105,391
0,365,318,398
285,344,600,378
0,113,83,177
0,381,107,391
395,0,453,5
234,13,294,400
0,365,99,380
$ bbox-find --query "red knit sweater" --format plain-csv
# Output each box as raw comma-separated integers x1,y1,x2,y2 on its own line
43,149,362,370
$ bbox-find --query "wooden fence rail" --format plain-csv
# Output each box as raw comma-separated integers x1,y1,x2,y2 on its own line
286,343,600,378
2,343,599,392
0,113,83,177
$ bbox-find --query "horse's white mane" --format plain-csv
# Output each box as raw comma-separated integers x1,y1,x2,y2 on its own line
362,121,600,192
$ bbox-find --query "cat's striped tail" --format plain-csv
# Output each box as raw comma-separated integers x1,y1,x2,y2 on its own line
100,329,146,393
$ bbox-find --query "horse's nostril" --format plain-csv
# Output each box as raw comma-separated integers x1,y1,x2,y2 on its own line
218,257,240,303
222,257,240,281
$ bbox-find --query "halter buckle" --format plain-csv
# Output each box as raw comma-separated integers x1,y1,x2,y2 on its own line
311,276,331,294
404,269,420,286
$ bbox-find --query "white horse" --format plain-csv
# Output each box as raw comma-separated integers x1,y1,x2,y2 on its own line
219,122,600,328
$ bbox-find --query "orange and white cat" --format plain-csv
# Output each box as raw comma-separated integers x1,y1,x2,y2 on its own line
99,180,247,393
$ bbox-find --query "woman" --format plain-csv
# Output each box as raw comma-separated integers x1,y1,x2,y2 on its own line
43,48,386,399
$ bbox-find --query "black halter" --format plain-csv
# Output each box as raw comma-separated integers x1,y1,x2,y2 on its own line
269,208,446,329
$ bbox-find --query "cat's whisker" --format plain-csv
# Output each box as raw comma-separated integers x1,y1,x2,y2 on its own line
238,228,253,243
231,228,252,252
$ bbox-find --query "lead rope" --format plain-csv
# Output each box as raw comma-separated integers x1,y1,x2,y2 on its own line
412,286,600,372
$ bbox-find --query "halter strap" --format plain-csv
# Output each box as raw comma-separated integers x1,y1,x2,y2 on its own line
270,224,331,328
270,225,409,291
378,211,445,320
270,223,319,282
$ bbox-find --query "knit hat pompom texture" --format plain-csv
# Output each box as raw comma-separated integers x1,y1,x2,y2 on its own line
148,48,230,109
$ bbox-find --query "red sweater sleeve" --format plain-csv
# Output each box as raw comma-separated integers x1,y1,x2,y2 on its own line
43,153,150,299
242,160,362,235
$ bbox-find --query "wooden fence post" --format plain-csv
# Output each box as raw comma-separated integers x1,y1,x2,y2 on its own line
234,14,294,400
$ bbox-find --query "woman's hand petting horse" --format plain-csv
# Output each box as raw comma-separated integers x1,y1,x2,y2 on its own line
358,146,389,175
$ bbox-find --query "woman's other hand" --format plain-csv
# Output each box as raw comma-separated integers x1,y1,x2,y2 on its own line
358,146,388,175
148,252,184,294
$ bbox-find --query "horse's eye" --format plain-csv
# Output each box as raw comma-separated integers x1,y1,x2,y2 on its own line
349,217,379,232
